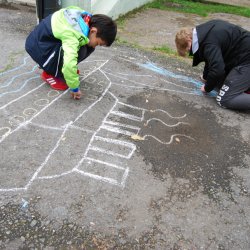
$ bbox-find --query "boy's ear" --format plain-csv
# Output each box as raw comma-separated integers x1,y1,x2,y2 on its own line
89,27,98,34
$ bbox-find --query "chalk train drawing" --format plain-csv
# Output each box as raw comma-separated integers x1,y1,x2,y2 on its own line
0,49,199,192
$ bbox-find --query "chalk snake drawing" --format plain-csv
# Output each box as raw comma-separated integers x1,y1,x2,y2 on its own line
0,48,201,192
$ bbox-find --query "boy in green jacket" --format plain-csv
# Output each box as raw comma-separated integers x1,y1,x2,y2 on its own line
25,6,117,100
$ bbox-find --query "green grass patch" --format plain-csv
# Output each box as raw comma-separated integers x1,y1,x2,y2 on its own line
153,45,177,55
145,0,250,17
0,51,25,73
116,6,146,27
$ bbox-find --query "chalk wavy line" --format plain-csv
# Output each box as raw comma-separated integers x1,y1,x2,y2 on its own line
104,68,193,90
105,71,199,93
0,65,38,89
0,82,45,110
143,134,195,145
0,56,30,77
0,75,40,98
139,62,217,97
149,109,186,119
112,82,209,96
145,118,190,127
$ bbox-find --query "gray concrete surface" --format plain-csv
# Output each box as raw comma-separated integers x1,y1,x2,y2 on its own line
0,3,250,250
1,0,35,7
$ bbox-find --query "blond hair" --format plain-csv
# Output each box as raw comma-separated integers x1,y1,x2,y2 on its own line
175,27,192,57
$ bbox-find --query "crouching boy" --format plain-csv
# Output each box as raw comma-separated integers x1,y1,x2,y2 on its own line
175,20,250,110
25,6,117,100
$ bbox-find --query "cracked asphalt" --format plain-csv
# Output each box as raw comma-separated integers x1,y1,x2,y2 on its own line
0,3,249,250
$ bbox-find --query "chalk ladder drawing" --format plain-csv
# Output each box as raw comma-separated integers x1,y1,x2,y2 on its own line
0,54,195,192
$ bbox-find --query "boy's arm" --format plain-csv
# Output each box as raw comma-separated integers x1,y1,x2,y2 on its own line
202,45,225,92
61,35,81,92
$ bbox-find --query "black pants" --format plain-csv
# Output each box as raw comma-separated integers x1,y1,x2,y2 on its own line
216,64,250,110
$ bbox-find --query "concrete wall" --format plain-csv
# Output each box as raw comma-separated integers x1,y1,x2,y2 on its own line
90,0,153,18
0,0,153,19
62,0,153,19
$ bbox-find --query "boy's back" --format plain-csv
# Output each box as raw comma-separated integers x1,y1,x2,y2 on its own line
25,6,117,100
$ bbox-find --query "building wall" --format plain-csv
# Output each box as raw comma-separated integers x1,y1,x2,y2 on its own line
61,0,153,19
90,0,153,19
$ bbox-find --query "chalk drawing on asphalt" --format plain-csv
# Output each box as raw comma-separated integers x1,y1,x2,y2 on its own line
0,51,200,192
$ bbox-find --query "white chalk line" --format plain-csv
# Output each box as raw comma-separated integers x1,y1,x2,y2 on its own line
103,70,200,95
0,75,40,98
94,135,136,149
105,68,193,90
104,68,153,77
72,72,131,187
36,156,127,185
103,70,159,87
0,89,68,144
0,122,72,192
103,70,194,91
100,124,134,136
0,127,11,138
145,118,190,127
1,60,121,191
84,157,126,170
24,122,72,190
0,54,194,191
89,145,135,159
120,167,130,188
73,60,110,123
142,134,195,145
149,109,187,119
74,169,121,186
67,124,94,134
112,81,201,96
37,170,73,180
0,65,38,89
29,122,65,131
0,82,45,110
110,111,143,122
0,60,108,145
5,62,122,189
104,120,140,132
116,55,200,89
1,61,115,190
89,146,129,159
0,56,30,77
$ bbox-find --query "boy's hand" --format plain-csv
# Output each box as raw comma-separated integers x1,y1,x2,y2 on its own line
200,75,207,83
71,90,82,100
200,84,207,94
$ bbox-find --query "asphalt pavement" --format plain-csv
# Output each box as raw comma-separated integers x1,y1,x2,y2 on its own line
0,3,250,250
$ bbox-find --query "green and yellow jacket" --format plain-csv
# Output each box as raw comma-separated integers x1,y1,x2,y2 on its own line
26,6,94,92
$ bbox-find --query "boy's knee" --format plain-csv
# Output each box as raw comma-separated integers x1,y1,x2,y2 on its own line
216,96,230,108
216,84,231,108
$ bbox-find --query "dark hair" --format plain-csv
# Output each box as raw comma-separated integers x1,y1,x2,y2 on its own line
90,14,117,46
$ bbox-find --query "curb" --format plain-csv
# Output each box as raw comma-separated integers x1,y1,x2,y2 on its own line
2,0,36,7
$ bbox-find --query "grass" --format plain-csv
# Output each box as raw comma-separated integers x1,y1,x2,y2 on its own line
0,51,24,74
145,0,250,17
116,6,146,27
153,45,177,56
116,0,250,56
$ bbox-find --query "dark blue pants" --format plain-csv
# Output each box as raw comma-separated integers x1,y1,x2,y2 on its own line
25,14,94,78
